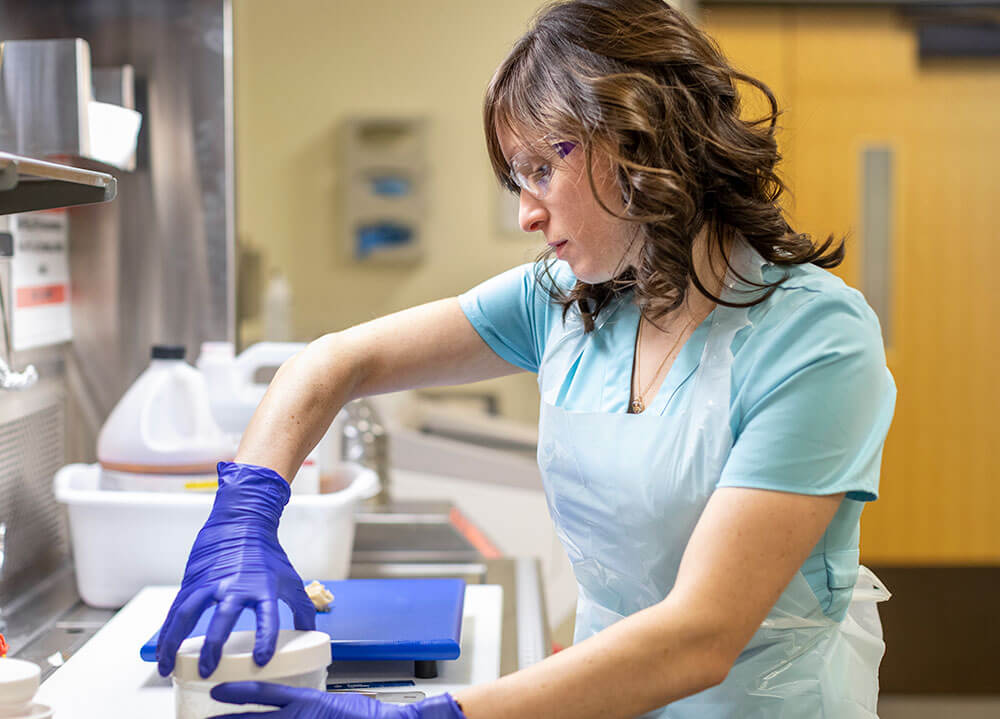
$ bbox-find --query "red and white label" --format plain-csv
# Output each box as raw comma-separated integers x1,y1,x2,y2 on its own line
12,211,73,350
16,283,67,308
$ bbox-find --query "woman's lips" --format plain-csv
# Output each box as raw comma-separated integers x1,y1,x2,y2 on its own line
548,239,567,258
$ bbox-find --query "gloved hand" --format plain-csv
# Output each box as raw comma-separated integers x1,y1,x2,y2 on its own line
209,682,467,719
156,462,316,678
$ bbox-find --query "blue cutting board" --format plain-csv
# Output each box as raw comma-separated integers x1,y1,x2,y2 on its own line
140,578,465,663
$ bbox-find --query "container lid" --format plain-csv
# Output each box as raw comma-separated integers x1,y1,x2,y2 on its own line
173,630,330,683
0,658,40,705
151,345,186,360
0,704,53,719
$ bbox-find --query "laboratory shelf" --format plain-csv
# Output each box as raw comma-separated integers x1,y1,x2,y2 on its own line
0,151,117,215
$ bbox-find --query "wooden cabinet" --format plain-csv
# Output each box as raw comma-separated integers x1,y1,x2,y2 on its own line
704,6,1000,564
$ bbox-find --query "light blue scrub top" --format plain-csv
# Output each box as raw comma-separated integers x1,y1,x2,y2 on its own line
459,258,896,621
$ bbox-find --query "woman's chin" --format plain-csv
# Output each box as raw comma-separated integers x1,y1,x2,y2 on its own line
571,264,614,284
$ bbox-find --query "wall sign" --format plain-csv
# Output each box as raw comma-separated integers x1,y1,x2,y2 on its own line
12,210,72,350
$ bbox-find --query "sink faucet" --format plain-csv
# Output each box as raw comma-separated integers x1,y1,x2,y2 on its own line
341,399,390,505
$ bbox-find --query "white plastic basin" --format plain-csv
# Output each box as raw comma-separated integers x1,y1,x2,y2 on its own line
54,462,378,608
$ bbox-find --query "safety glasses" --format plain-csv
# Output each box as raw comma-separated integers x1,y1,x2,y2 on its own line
508,137,577,199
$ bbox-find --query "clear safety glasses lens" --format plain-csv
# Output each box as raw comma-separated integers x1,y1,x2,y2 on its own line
508,139,576,199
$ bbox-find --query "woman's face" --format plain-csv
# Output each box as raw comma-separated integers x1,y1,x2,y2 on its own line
497,126,637,283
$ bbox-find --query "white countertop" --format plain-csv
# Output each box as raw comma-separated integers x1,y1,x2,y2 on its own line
37,584,502,717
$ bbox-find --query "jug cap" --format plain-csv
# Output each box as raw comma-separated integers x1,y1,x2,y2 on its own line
151,345,186,360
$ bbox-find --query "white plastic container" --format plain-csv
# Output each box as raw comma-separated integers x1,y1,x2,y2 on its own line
0,658,51,719
172,630,329,719
197,341,343,494
54,462,379,608
97,345,234,478
196,341,306,436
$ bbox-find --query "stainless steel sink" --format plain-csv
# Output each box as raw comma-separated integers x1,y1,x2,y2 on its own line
351,499,487,581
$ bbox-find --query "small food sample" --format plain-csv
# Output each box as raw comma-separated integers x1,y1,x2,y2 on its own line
305,580,335,612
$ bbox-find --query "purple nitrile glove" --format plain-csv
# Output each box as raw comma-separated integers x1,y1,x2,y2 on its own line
156,462,317,679
209,682,467,719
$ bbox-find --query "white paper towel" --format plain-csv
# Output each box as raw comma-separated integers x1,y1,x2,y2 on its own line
88,100,142,170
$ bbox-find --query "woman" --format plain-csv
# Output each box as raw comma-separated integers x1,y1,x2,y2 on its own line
156,1,896,717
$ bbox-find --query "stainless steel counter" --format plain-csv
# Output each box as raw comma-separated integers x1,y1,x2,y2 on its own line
6,499,551,683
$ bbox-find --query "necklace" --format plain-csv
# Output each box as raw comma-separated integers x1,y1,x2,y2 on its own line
629,314,694,414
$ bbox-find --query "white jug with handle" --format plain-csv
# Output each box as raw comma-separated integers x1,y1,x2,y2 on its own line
197,341,340,493
96,345,234,490
196,341,306,435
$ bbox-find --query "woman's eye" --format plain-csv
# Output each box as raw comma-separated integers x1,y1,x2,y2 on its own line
530,164,551,181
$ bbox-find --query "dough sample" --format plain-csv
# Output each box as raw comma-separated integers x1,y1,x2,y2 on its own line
305,580,335,612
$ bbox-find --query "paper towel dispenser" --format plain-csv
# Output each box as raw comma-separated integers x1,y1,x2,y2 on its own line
0,38,123,214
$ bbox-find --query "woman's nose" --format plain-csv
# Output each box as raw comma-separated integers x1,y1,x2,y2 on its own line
518,191,548,233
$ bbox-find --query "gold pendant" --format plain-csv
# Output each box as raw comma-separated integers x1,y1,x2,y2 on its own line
630,398,645,414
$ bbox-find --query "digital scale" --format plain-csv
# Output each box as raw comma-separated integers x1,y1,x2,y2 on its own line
141,579,467,680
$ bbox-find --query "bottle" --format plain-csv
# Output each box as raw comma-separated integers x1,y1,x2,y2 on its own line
96,345,234,491
263,269,292,342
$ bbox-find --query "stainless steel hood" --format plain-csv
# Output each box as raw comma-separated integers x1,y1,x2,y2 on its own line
0,0,235,436
0,0,234,612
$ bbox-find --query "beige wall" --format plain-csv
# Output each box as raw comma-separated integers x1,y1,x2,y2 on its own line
234,0,557,423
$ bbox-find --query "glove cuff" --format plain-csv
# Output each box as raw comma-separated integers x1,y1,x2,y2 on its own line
415,693,467,719
213,461,291,526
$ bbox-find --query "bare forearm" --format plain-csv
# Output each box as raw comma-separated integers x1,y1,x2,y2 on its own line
234,298,519,480
235,332,363,480
455,595,730,719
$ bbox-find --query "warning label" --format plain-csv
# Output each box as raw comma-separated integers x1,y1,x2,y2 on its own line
12,211,72,350
16,283,67,308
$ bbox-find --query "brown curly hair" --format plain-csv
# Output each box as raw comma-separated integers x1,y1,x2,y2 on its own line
484,0,844,331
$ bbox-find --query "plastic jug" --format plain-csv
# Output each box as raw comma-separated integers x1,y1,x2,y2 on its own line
196,341,338,493
196,341,306,436
96,345,235,487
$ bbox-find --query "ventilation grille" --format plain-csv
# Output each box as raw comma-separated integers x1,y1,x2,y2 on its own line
0,402,68,601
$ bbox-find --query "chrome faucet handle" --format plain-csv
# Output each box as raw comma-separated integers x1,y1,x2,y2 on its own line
0,357,38,390
0,247,38,390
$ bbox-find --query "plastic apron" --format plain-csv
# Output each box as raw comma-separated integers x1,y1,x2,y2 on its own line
536,242,891,718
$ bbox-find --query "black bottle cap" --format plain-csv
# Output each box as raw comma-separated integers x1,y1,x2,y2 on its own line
151,345,186,360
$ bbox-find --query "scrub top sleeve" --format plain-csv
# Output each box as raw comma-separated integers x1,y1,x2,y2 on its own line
458,262,563,374
719,290,897,502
